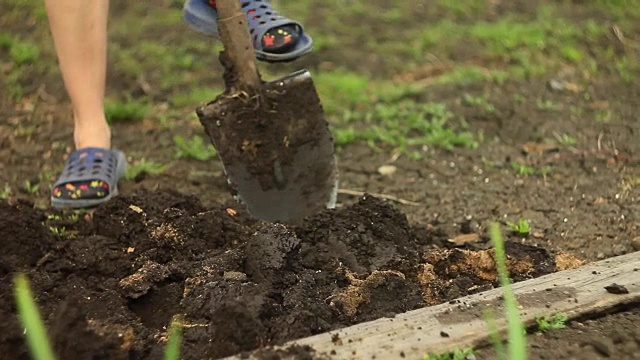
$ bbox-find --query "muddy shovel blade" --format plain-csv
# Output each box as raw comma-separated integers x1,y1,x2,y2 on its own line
197,69,338,223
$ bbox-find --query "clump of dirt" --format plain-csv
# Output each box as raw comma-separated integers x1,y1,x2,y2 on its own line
0,190,578,359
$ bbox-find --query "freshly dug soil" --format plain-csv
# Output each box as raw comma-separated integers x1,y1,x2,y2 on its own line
0,190,574,359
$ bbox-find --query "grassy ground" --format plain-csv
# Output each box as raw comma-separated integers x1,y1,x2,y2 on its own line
2,0,638,158
1,1,640,357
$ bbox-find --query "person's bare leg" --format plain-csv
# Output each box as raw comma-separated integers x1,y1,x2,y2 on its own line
44,0,111,150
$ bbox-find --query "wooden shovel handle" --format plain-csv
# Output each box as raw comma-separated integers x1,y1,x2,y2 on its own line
216,0,261,89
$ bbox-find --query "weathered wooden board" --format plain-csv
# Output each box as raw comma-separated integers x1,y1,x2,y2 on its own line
226,251,640,360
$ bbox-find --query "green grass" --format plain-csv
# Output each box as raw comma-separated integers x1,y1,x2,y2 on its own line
511,162,552,176
10,41,40,65
173,134,217,161
536,100,560,112
23,180,40,194
535,313,568,333
14,274,56,360
49,226,68,238
124,158,168,180
0,32,40,65
169,87,219,107
0,184,11,200
554,133,577,146
164,316,183,360
424,347,474,360
489,223,527,360
105,98,150,124
431,224,528,359
506,219,531,237
462,93,496,113
335,101,477,157
0,32,42,99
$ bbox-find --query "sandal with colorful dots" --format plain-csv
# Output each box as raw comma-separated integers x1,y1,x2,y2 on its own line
51,147,127,209
183,0,313,62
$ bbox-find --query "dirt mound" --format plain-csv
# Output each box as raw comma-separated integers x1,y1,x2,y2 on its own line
0,191,575,359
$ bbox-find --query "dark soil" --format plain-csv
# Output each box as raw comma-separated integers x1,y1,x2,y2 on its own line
0,191,577,359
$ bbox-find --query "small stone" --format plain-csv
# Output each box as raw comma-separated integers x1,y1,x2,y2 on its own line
631,237,640,251
377,165,397,176
596,252,606,260
612,244,627,256
548,79,565,92
223,271,248,282
604,283,629,294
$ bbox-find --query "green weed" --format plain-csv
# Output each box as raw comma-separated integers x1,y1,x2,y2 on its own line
424,347,474,360
463,93,496,113
174,134,217,161
10,41,40,65
46,213,79,222
14,274,56,360
314,70,370,114
507,218,531,237
46,214,63,221
554,133,577,146
0,184,11,200
0,32,13,50
536,100,560,111
49,226,67,238
436,66,494,86
511,162,551,176
124,159,167,180
535,313,568,333
105,98,150,124
5,68,26,99
489,223,527,360
595,110,614,123
23,180,40,194
164,316,183,360
0,32,40,65
169,87,218,107
337,101,477,156
511,162,535,176
614,57,636,84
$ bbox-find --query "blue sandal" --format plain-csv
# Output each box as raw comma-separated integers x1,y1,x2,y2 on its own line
51,148,127,209
183,0,313,62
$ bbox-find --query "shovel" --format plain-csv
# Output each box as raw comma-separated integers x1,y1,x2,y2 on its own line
195,0,338,224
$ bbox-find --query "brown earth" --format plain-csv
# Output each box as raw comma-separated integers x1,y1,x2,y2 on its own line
1,0,640,359
0,191,579,359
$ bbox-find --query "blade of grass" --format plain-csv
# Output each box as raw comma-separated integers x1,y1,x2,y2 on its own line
489,223,527,360
483,309,507,360
14,273,57,360
164,315,183,360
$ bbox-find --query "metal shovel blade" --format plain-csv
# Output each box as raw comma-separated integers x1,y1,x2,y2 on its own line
197,69,338,223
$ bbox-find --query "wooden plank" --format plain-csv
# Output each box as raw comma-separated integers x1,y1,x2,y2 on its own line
226,251,640,360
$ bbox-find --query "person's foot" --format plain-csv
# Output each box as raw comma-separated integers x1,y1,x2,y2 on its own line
51,147,127,209
51,115,125,209
182,0,313,62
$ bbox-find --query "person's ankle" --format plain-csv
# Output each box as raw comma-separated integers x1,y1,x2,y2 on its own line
73,116,112,150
